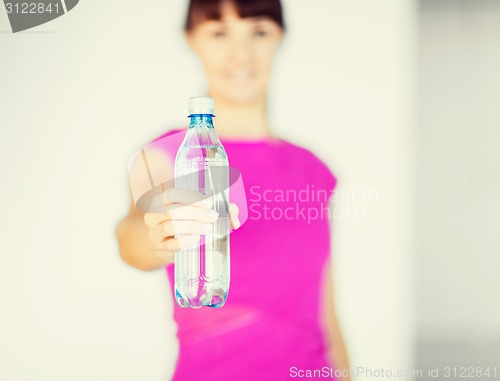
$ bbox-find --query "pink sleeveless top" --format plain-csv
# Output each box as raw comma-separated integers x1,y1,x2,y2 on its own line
151,128,338,381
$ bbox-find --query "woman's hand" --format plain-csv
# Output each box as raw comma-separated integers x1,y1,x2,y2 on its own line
143,187,240,263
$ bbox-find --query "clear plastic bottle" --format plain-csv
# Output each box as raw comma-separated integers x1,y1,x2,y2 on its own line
174,96,230,308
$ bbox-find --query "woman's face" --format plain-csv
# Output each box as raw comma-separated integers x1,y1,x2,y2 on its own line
186,2,283,104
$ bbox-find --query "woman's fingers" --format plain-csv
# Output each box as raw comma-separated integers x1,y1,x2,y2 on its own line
144,188,241,252
229,203,241,229
161,220,214,237
154,235,202,252
144,203,219,226
163,187,213,208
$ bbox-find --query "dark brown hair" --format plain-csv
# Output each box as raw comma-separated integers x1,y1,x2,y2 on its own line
184,0,285,32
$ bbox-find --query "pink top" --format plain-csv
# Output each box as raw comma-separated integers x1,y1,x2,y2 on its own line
152,128,338,381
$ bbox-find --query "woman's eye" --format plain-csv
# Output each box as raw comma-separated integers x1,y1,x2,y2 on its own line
254,29,267,37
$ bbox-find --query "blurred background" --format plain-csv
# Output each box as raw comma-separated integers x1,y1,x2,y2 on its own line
417,0,500,373
0,0,498,380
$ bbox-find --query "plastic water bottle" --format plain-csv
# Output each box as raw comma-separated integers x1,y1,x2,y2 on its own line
174,96,230,308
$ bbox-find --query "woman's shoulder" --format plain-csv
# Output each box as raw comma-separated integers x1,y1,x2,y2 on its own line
280,138,338,190
280,138,330,165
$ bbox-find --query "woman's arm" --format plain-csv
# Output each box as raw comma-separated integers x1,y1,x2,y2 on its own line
115,198,175,271
320,258,351,381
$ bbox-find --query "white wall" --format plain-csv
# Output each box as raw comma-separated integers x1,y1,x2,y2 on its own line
0,1,416,379
418,0,500,342
305,1,417,379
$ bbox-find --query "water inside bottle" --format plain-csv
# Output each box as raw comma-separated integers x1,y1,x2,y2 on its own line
174,145,230,308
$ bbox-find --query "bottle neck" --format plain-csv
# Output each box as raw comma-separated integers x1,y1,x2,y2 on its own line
188,114,214,129
185,114,222,147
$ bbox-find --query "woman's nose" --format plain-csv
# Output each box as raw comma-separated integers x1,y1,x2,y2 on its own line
229,37,252,65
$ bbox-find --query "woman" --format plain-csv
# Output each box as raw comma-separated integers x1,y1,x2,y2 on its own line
116,0,350,380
